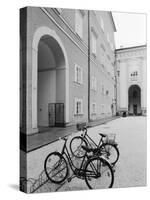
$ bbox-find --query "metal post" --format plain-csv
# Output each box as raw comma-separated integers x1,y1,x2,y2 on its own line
88,10,91,122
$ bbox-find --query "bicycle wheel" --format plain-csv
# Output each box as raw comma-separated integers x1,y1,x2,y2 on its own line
44,152,68,184
99,143,120,165
70,136,88,158
85,156,114,189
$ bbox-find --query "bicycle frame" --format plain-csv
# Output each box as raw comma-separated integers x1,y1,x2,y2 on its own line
60,138,90,176
81,128,104,148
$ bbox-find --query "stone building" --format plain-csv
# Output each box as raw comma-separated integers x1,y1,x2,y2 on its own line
115,45,147,116
20,7,117,135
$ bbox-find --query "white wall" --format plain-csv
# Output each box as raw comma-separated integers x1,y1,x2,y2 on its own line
119,61,128,110
38,70,56,126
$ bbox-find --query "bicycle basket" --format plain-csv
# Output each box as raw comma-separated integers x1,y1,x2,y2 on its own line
104,133,116,145
76,122,87,131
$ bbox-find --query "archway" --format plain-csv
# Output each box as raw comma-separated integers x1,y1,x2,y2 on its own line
128,85,141,115
32,27,69,131
38,35,66,127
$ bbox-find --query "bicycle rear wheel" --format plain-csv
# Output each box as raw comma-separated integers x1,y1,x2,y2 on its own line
85,156,114,189
70,136,88,158
100,143,119,165
44,152,68,184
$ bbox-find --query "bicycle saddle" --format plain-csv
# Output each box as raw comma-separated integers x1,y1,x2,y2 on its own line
99,133,107,138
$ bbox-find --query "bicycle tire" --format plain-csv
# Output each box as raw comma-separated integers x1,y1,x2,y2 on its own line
44,152,69,184
99,143,120,165
85,156,114,189
70,136,88,158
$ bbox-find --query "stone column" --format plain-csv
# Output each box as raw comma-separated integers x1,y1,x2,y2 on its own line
141,58,147,115
119,61,128,115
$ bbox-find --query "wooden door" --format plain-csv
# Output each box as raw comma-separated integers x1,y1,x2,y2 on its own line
48,103,55,127
55,103,64,127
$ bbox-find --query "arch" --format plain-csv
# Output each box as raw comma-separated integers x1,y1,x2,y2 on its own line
32,26,69,129
128,84,141,115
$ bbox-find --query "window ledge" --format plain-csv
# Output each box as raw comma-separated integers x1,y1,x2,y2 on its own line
74,113,84,116
91,88,97,92
91,113,96,115
74,81,83,85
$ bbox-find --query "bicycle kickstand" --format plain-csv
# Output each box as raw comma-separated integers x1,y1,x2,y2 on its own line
67,174,76,183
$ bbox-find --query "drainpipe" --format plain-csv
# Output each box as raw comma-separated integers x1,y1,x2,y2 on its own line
114,52,118,115
88,10,91,123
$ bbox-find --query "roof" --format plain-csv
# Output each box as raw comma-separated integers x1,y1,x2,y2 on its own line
115,44,147,52
109,12,117,32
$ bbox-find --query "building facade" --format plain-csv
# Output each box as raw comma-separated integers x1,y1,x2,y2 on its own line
115,45,147,116
20,7,118,135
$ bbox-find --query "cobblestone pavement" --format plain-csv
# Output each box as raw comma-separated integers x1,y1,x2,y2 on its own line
24,116,146,193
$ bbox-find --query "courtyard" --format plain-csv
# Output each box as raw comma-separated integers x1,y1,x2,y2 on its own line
21,116,146,193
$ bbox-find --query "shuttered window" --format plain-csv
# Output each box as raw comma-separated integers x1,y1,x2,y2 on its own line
75,98,83,115
74,64,83,84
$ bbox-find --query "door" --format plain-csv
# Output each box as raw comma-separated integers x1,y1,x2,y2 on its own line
133,104,137,115
55,103,64,127
48,103,55,127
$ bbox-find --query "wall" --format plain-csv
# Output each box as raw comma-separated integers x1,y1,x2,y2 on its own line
116,45,147,115
38,70,56,126
21,7,117,134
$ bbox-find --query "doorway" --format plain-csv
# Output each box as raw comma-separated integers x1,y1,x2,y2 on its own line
37,35,66,127
133,104,137,115
128,85,141,115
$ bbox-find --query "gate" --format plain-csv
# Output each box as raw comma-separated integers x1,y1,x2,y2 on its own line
48,103,64,127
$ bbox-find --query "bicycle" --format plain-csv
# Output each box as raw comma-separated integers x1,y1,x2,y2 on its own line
70,125,120,166
44,136,114,189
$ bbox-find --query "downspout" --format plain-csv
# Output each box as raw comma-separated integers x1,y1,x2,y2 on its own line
114,52,118,115
88,10,91,122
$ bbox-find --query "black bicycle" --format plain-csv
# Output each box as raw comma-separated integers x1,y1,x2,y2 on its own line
70,126,120,165
44,136,114,189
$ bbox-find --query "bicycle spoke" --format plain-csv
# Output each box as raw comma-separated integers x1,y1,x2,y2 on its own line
85,157,114,189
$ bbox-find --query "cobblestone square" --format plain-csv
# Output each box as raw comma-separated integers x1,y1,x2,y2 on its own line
24,116,146,193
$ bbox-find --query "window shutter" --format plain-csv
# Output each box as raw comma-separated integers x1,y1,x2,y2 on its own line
81,67,83,84
74,64,77,82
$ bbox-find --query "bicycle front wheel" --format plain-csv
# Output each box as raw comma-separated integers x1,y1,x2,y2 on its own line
85,157,114,189
70,136,88,158
44,152,68,184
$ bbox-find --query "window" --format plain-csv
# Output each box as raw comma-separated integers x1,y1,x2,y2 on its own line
117,70,120,77
131,71,138,77
130,71,138,81
91,103,96,114
91,31,97,55
74,64,83,84
101,84,104,95
101,104,105,114
75,10,84,38
91,76,97,91
100,17,104,32
75,98,83,115
106,90,109,96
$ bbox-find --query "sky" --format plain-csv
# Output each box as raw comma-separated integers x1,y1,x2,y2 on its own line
112,12,146,49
